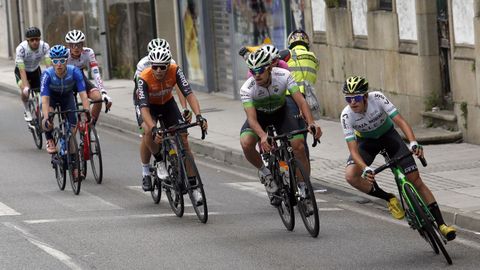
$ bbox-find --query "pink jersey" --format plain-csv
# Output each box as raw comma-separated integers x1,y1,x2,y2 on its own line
247,59,289,78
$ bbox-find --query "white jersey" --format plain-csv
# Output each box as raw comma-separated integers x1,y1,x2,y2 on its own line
15,40,50,72
239,67,299,113
133,56,176,79
340,91,399,141
67,47,105,91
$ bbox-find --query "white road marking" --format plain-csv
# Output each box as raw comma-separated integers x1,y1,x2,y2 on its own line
3,222,82,270
0,202,21,216
225,182,267,198
195,159,258,181
23,212,220,224
44,190,122,212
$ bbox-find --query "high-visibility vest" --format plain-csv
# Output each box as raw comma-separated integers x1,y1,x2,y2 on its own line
286,45,319,95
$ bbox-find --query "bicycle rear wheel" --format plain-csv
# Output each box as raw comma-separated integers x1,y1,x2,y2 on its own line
78,131,88,181
404,185,452,265
67,135,81,195
275,163,295,231
150,164,162,204
89,126,103,184
52,129,66,190
294,159,320,238
183,153,208,223
28,99,42,149
164,152,184,217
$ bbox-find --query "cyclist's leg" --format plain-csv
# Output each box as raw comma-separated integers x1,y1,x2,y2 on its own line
83,74,102,124
44,96,58,153
14,67,29,103
240,121,262,169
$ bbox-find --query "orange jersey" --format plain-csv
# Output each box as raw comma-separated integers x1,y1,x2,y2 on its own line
137,64,192,107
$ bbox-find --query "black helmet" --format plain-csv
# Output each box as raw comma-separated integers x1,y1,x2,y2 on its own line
342,76,369,95
25,27,41,38
287,29,310,49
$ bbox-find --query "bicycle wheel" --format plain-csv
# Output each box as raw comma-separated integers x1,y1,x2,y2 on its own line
78,131,88,181
52,130,66,190
404,185,452,265
28,99,42,149
164,151,184,217
67,135,82,195
150,164,162,204
183,153,208,223
294,159,320,237
89,126,103,184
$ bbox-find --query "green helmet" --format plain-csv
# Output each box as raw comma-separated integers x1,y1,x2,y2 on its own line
342,76,369,95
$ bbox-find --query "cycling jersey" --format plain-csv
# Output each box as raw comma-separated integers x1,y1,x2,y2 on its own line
40,65,86,97
134,56,176,79
340,91,399,142
67,47,104,91
137,64,192,107
240,67,299,114
15,40,51,72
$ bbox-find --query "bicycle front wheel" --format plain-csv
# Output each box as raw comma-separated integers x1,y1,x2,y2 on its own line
165,153,184,217
404,185,452,264
275,161,295,231
150,166,162,204
28,99,42,149
52,129,66,190
78,131,88,181
183,153,208,223
67,135,81,195
294,159,319,238
89,126,103,184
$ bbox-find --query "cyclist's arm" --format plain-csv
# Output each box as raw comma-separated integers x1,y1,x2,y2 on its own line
346,140,368,170
175,66,199,115
392,114,416,143
40,72,51,117
42,42,52,68
175,86,188,110
73,67,90,109
87,48,105,92
137,78,155,129
245,106,266,139
291,90,314,125
15,46,30,89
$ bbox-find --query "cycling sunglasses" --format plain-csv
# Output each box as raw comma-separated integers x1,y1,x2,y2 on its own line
152,64,169,71
68,43,83,49
52,58,67,65
345,95,365,103
250,66,268,75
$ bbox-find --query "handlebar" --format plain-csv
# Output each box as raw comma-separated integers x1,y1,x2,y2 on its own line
373,146,427,175
48,109,89,120
152,121,207,140
268,127,320,148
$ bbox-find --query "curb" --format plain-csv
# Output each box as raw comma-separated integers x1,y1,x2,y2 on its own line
1,83,479,234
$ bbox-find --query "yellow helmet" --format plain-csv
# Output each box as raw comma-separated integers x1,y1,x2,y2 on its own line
342,76,369,94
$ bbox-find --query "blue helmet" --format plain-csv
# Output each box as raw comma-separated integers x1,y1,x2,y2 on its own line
49,45,68,59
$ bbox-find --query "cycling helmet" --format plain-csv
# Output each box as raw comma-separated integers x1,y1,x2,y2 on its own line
245,49,271,69
342,76,369,95
65,29,85,43
148,38,170,53
287,29,310,49
261,45,280,61
25,27,41,38
49,45,69,59
148,47,171,65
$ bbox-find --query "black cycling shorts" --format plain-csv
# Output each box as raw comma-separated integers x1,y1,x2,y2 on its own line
136,98,184,129
14,66,42,89
240,105,303,140
346,127,418,174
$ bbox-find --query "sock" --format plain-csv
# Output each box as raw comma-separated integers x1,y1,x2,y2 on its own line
259,164,270,174
367,182,394,201
428,202,445,226
23,102,29,110
142,163,150,176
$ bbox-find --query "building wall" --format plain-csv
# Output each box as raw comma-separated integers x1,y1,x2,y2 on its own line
0,0,11,58
309,0,480,144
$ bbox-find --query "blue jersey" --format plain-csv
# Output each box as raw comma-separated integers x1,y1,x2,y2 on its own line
40,65,86,97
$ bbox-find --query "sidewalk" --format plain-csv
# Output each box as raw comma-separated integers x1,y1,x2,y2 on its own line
1,58,479,232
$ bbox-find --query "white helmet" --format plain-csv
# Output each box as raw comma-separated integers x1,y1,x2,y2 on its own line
65,29,85,43
149,47,171,65
245,49,271,69
148,38,170,53
261,45,279,61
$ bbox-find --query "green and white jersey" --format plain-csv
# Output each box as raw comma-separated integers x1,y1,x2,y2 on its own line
340,91,399,142
15,40,50,72
240,67,299,113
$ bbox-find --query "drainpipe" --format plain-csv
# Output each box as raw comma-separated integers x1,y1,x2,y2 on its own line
150,0,157,37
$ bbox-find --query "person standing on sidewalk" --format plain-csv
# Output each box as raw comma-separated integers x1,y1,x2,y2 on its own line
65,29,112,124
136,47,207,196
14,27,51,121
340,75,456,241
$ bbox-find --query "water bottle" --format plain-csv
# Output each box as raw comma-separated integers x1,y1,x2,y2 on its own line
59,138,65,156
279,160,289,184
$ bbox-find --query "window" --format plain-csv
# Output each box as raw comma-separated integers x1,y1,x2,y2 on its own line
379,0,393,11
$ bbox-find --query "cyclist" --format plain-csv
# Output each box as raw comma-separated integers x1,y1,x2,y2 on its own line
14,26,51,121
340,76,456,241
40,45,90,178
239,49,321,205
65,29,112,124
239,44,289,78
136,47,207,203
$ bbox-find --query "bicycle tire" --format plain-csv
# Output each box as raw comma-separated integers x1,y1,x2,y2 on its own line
78,131,88,181
150,167,162,204
274,158,295,231
404,185,452,264
89,126,103,184
293,159,320,237
164,151,184,217
28,99,42,149
183,153,208,223
67,135,81,195
52,129,66,190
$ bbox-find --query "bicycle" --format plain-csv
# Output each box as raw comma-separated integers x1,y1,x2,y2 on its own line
49,106,88,195
77,99,105,184
26,88,43,149
262,125,320,237
373,148,452,265
152,117,208,223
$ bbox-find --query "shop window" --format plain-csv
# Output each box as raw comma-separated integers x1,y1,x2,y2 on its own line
379,0,393,11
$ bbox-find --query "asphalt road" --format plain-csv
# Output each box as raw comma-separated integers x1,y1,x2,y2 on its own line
0,90,479,270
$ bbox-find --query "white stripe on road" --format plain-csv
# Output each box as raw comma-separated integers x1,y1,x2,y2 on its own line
0,202,21,216
45,190,122,212
3,222,82,270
